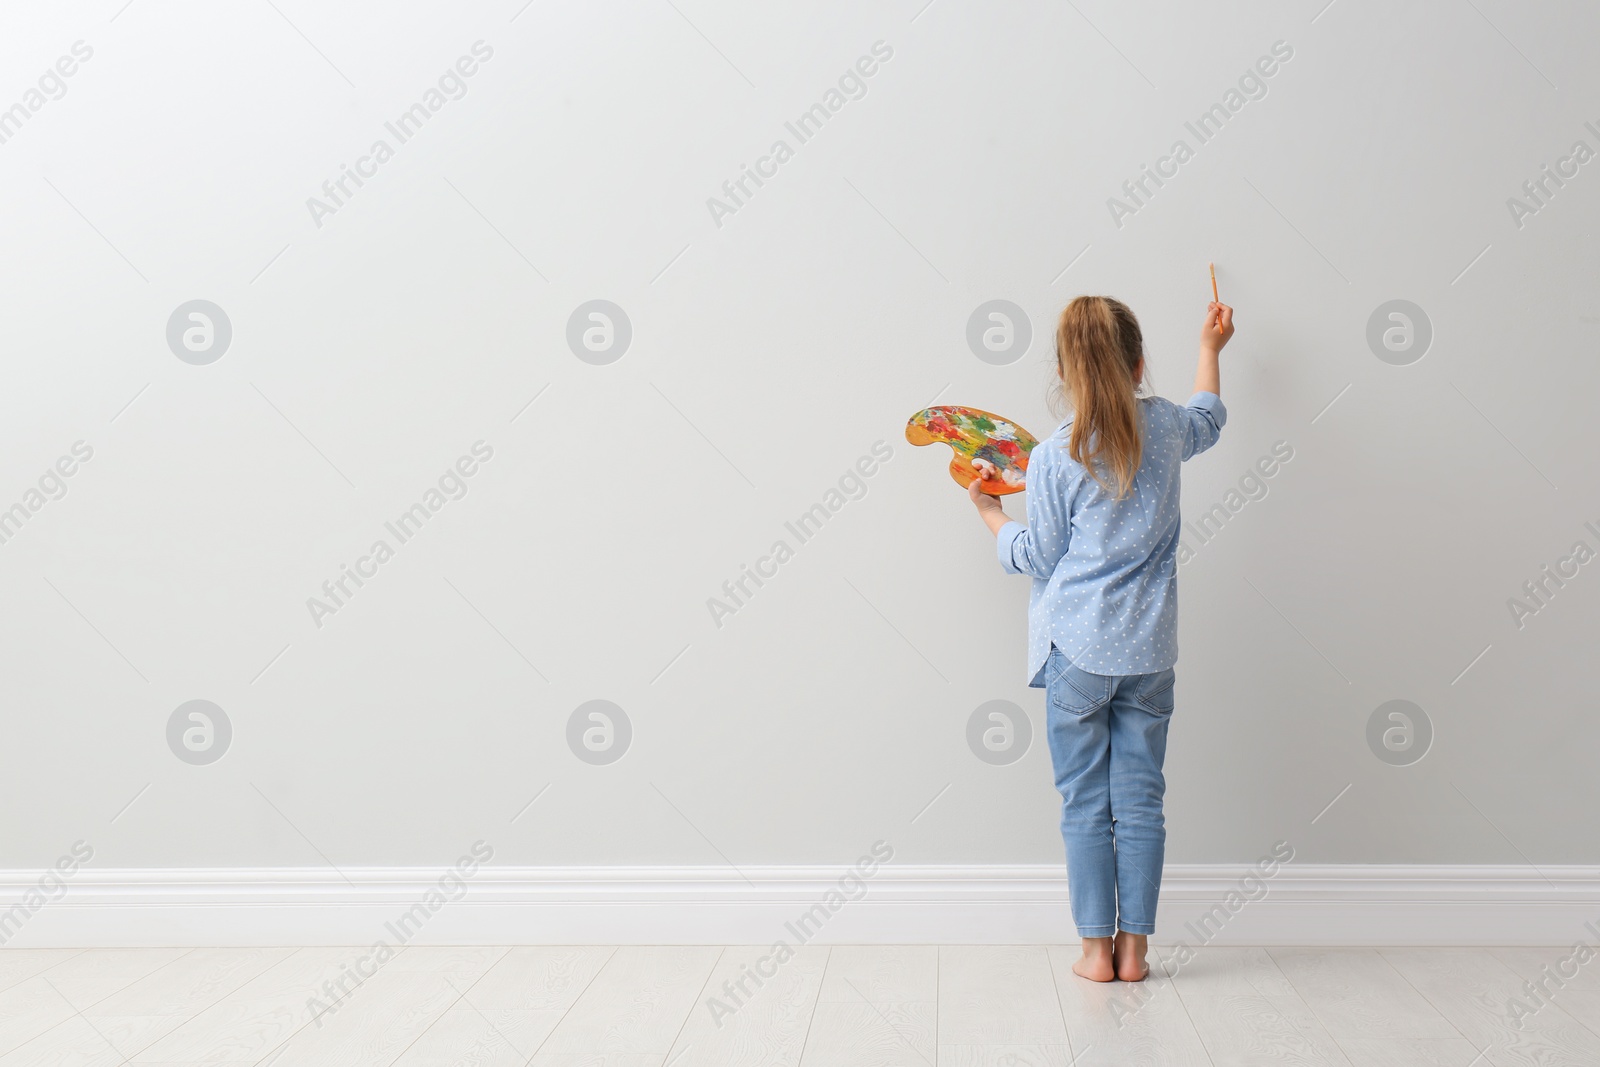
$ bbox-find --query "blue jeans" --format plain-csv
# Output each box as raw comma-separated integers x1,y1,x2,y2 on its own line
1044,645,1174,938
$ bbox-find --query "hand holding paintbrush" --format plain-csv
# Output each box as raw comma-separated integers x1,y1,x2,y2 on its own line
1199,263,1233,394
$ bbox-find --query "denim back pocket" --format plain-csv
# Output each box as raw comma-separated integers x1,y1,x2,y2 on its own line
1136,668,1176,715
1048,658,1112,716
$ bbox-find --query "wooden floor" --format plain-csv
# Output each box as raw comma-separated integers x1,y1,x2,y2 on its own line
0,945,1594,1065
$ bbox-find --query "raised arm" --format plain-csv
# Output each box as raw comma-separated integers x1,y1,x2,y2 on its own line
1182,301,1234,459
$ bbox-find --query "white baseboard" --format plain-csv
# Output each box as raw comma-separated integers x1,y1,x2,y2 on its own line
4,864,1598,947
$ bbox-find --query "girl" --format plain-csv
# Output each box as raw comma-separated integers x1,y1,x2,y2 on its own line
970,295,1234,982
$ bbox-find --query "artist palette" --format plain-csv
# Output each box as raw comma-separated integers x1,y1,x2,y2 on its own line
905,405,1039,496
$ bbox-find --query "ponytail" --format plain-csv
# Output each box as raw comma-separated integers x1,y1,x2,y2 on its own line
1056,296,1144,499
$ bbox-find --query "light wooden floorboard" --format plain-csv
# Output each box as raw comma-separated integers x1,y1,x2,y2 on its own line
1269,948,1461,1042
799,1001,935,1067
1330,1037,1488,1066
26,949,187,1013
938,1043,1075,1065
391,1007,568,1067
530,946,721,1058
0,1014,184,1067
816,946,937,1004
389,947,618,1065
940,947,1070,1046
0,951,82,996
463,947,615,1011
1048,945,1210,1066
0,974,86,1058
0,949,187,1059
130,947,373,1063
1381,947,1600,1067
85,948,292,1019
65,948,295,1059
666,945,826,1067
1163,946,1297,998
1489,946,1600,1033
1182,993,1352,1066
805,946,937,1067
259,946,506,1066
0,946,1596,1065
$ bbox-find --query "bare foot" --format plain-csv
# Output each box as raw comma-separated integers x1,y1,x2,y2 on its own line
1072,937,1115,982
1113,931,1149,982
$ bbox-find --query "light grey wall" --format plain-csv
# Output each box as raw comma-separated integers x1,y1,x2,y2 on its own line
2,0,1596,873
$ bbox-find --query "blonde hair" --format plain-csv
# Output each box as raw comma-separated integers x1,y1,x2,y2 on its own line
1056,295,1145,499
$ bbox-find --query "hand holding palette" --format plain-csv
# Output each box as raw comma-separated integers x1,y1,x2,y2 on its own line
905,405,1039,496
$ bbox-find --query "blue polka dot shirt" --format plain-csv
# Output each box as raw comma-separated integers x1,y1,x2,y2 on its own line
996,392,1226,685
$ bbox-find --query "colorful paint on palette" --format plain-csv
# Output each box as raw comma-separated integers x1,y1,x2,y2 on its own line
905,405,1039,495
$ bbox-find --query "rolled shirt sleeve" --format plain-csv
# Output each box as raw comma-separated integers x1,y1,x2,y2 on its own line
1181,391,1227,460
996,520,1027,574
